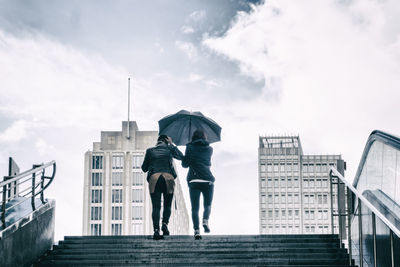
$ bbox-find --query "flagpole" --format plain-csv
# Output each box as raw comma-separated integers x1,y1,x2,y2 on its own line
127,77,131,139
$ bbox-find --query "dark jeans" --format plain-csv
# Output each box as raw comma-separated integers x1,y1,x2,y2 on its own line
150,176,173,231
189,182,214,230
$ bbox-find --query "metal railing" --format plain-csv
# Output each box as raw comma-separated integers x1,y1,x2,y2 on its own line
329,167,400,267
0,160,56,229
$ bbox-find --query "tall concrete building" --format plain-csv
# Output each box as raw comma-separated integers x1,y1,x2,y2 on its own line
258,136,343,234
83,121,189,236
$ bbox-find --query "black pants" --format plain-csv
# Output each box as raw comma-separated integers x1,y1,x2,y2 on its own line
150,176,173,231
189,182,214,230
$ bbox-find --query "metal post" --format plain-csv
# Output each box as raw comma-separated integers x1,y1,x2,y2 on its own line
372,213,377,267
1,183,6,228
338,178,343,247
31,170,36,211
40,169,45,204
330,172,335,234
390,230,395,267
358,200,364,267
347,188,353,265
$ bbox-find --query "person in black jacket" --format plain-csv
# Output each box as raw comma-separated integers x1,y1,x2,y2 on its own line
182,130,215,240
141,134,183,240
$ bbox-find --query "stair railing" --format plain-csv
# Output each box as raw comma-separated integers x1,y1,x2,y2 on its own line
329,167,400,267
0,160,56,229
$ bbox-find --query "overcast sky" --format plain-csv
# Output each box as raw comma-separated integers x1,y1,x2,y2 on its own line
1,0,400,240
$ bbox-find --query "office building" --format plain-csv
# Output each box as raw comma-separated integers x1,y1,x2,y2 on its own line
258,136,343,234
82,121,189,236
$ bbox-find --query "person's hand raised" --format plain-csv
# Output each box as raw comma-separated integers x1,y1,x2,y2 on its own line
166,136,173,145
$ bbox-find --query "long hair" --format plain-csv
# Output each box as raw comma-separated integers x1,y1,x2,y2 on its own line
191,130,206,142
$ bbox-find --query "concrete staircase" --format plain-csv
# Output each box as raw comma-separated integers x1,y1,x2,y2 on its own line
34,234,356,266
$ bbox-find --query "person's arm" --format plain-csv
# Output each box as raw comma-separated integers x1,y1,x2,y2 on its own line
182,145,190,168
166,136,184,160
141,149,150,172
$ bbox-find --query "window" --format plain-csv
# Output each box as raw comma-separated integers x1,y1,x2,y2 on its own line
310,210,315,219
111,223,122,235
91,207,102,220
112,206,122,220
288,209,293,218
112,172,123,186
323,194,328,204
303,164,308,172
287,194,293,203
92,155,103,169
309,179,315,188
304,179,309,188
274,179,279,187
132,223,143,234
274,194,279,203
112,154,124,169
323,210,328,219
316,179,322,187
268,210,273,219
261,210,266,219
304,194,309,204
132,206,143,220
280,163,285,172
267,164,272,172
287,179,292,187
294,194,299,203
318,194,323,204
281,193,286,203
293,163,299,171
91,173,102,186
91,190,102,203
309,194,315,204
261,179,266,187
280,178,286,187
90,224,101,236
132,189,143,203
112,189,123,203
132,155,144,169
305,210,309,219
267,178,272,187
281,209,286,218
273,164,279,172
293,179,299,187
107,136,116,145
260,164,266,172
295,210,299,218
268,194,273,203
286,163,292,172
275,209,279,218
318,210,323,219
133,172,144,186
308,164,314,172
316,164,321,172
322,179,328,188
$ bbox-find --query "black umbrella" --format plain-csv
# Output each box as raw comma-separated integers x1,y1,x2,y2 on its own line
158,110,222,146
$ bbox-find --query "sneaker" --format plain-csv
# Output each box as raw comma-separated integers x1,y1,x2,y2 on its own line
162,223,170,236
202,219,210,233
194,229,202,240
153,229,164,240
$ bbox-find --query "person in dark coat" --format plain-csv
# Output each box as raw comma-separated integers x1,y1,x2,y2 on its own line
141,134,183,240
182,129,215,240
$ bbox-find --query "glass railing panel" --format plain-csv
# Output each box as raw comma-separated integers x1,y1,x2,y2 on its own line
376,216,392,267
351,207,361,267
361,202,374,267
394,233,400,266
382,144,397,199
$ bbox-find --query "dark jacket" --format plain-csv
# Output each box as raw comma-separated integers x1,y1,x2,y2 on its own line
182,139,215,183
141,142,184,181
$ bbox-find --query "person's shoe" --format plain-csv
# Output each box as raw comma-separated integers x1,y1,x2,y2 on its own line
161,223,170,236
194,229,202,240
153,229,164,240
202,219,210,233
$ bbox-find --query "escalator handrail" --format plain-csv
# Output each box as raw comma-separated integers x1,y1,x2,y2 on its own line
353,130,400,187
330,167,400,238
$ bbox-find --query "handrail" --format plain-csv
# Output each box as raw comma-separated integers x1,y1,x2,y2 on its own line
353,130,400,187
1,160,56,229
330,167,400,238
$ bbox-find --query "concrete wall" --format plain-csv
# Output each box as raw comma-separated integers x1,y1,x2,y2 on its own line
0,200,55,267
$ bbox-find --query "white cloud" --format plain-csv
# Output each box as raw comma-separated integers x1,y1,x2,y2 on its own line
181,25,195,34
175,40,198,60
188,73,203,82
0,120,38,143
188,10,206,22
204,0,400,181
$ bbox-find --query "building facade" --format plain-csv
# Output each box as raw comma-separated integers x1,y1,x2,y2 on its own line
83,121,189,236
258,136,343,234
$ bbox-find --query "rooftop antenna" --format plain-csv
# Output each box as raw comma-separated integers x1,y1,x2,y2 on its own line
127,77,131,139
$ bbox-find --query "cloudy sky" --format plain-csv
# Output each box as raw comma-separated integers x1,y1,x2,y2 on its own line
1,0,400,240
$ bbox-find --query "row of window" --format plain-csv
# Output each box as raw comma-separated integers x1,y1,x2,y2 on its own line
91,155,144,170
261,209,300,219
260,163,336,173
90,172,144,187
264,193,300,204
90,205,143,221
90,223,144,236
304,210,329,220
91,189,143,203
261,178,300,188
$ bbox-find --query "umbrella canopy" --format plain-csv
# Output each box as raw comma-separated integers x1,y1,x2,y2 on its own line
158,110,222,146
